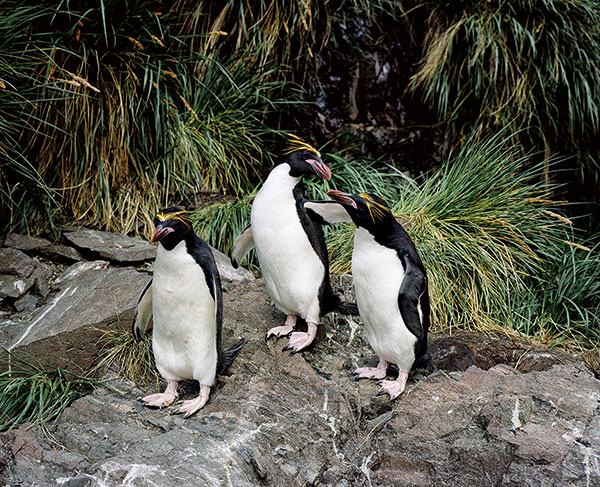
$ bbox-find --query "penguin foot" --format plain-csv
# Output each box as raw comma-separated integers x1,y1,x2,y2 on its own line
266,315,297,341
140,392,178,408
265,324,295,340
353,366,387,380
353,358,388,381
140,380,179,408
175,384,210,418
283,322,317,352
377,372,408,400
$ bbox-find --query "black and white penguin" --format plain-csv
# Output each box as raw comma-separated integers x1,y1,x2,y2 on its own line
132,207,244,416
327,190,431,399
230,136,357,352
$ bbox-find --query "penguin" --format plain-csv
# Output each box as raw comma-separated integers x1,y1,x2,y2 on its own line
230,135,357,352
132,207,244,416
327,190,431,399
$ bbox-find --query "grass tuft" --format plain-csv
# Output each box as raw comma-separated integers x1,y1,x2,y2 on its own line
0,353,102,432
94,328,159,387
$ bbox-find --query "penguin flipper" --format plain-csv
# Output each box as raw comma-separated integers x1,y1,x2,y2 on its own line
303,200,352,225
132,278,153,341
397,254,430,343
230,224,254,268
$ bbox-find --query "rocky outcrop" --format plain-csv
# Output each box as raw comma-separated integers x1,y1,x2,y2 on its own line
0,230,252,372
0,231,598,486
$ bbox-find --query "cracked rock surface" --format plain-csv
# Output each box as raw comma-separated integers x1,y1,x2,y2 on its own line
0,232,598,486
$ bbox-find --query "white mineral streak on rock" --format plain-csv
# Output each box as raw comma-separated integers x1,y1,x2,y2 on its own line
580,443,600,487
8,286,76,350
511,398,522,429
97,461,166,487
360,451,375,487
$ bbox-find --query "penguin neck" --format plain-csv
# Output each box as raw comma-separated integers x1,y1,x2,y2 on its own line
263,163,301,192
356,217,398,245
157,234,191,252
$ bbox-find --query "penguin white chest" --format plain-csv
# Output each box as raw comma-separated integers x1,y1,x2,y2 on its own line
250,165,324,319
152,241,217,385
352,228,417,369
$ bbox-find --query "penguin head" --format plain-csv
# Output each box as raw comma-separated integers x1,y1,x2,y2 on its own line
327,190,394,232
151,206,194,249
276,135,332,180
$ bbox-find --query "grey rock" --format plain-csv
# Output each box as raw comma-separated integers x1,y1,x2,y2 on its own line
0,279,598,487
30,260,54,297
53,260,110,285
39,243,84,263
4,232,52,252
0,248,37,277
0,275,34,299
63,228,156,263
211,247,254,283
1,264,150,351
14,294,39,313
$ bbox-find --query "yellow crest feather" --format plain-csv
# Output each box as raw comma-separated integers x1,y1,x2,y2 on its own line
155,210,192,230
282,134,321,158
359,193,390,223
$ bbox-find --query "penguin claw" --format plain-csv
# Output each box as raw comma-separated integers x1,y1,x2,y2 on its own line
284,331,316,352
353,366,387,380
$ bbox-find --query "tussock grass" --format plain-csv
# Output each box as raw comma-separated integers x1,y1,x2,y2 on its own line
94,328,159,387
0,0,299,236
409,0,600,189
0,353,101,432
195,133,599,349
325,133,600,348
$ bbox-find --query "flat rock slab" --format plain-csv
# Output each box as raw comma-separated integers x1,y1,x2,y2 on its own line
0,248,37,277
0,262,150,351
63,229,157,263
212,247,254,283
1,279,598,487
3,233,52,252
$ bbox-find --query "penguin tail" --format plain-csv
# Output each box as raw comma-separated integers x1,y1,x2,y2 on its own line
413,352,434,374
334,300,359,316
217,338,246,375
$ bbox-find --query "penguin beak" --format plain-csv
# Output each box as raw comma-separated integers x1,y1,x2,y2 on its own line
327,190,358,209
151,224,174,242
306,159,332,181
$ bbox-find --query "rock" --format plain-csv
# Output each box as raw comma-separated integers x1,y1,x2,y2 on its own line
0,248,37,277
429,331,578,373
14,294,38,313
53,260,109,285
39,243,84,263
0,264,150,353
0,275,34,300
4,233,52,252
211,247,254,283
63,229,156,263
1,279,598,487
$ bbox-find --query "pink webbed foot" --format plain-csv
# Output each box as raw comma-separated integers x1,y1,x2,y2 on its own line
353,359,388,380
266,315,297,341
141,380,178,408
377,370,409,400
176,384,210,418
283,322,317,352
